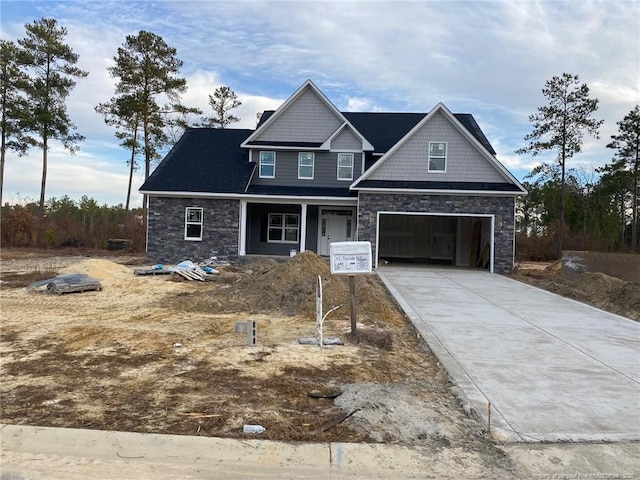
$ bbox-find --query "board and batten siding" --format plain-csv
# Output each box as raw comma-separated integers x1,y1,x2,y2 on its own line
251,150,362,187
368,111,507,183
253,87,343,144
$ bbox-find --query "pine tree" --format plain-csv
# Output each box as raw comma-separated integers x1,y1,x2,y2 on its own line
0,39,35,206
606,105,640,251
106,30,189,220
202,86,241,128
516,73,603,259
18,18,88,214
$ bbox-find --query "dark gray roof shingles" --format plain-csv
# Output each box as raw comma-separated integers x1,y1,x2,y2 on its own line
142,110,499,195
140,128,254,194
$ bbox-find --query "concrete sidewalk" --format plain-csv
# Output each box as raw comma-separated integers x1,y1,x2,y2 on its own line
377,267,640,442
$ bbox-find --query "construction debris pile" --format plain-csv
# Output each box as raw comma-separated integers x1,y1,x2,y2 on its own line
135,257,226,282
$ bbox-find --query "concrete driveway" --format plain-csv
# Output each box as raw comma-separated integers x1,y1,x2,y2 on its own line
376,266,640,442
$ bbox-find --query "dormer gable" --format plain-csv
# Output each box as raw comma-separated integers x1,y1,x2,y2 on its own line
321,122,373,152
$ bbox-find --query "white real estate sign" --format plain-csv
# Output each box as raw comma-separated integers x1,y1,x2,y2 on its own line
330,241,372,275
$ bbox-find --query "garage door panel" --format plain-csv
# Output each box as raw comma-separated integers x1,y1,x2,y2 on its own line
378,213,493,270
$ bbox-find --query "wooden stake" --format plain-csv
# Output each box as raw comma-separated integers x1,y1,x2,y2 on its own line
487,401,491,433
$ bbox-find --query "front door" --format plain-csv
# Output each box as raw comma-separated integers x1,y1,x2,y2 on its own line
318,209,353,255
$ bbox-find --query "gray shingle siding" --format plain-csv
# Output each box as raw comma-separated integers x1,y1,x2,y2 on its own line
368,111,507,183
357,193,516,273
331,127,362,150
253,87,343,143
147,197,239,263
251,150,363,188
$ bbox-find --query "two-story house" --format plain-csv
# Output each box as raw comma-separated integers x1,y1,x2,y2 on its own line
140,80,526,273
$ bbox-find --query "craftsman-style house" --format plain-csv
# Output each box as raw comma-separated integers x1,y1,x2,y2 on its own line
140,80,526,273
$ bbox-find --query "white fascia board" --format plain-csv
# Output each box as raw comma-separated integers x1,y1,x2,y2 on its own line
139,190,357,204
351,187,524,197
246,196,357,205
243,145,328,151
244,163,257,192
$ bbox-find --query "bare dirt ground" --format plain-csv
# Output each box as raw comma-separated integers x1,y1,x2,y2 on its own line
510,260,640,322
2,249,638,478
0,248,517,477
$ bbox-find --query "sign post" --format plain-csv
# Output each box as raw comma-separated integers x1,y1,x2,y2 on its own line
330,242,372,340
316,275,323,348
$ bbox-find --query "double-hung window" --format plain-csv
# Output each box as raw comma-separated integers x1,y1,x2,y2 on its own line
185,207,203,241
298,152,314,179
268,213,299,243
428,142,447,172
259,151,275,178
337,153,354,181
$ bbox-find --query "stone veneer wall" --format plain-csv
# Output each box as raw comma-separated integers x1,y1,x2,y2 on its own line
357,193,516,273
147,197,240,263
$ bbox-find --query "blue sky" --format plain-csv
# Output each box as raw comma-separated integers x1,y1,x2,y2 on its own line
1,0,638,208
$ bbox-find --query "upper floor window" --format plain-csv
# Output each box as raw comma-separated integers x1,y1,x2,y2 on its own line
259,151,275,178
185,207,203,241
428,142,447,172
298,152,314,179
337,153,354,181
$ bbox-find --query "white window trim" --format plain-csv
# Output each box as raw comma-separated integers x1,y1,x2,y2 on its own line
259,151,276,178
298,152,315,180
337,153,354,181
267,213,300,244
428,141,447,173
184,207,203,241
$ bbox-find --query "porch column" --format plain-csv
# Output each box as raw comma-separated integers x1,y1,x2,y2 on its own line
300,203,307,252
239,200,247,256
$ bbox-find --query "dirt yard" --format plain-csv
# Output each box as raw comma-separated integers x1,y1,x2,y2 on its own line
2,248,638,477
510,261,640,322
0,248,520,477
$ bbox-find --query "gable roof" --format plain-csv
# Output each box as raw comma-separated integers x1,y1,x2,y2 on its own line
139,128,254,195
242,80,373,151
351,102,526,194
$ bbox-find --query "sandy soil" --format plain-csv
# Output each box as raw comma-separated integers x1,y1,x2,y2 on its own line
0,249,515,476
3,249,639,478
511,261,640,321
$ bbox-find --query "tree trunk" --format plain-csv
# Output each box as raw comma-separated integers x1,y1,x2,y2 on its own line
620,193,626,249
39,136,48,215
0,124,5,208
632,147,639,252
558,155,566,260
142,112,151,249
125,127,138,214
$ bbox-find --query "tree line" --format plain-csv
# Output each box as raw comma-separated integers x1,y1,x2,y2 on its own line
1,17,242,220
0,196,145,250
516,73,639,256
